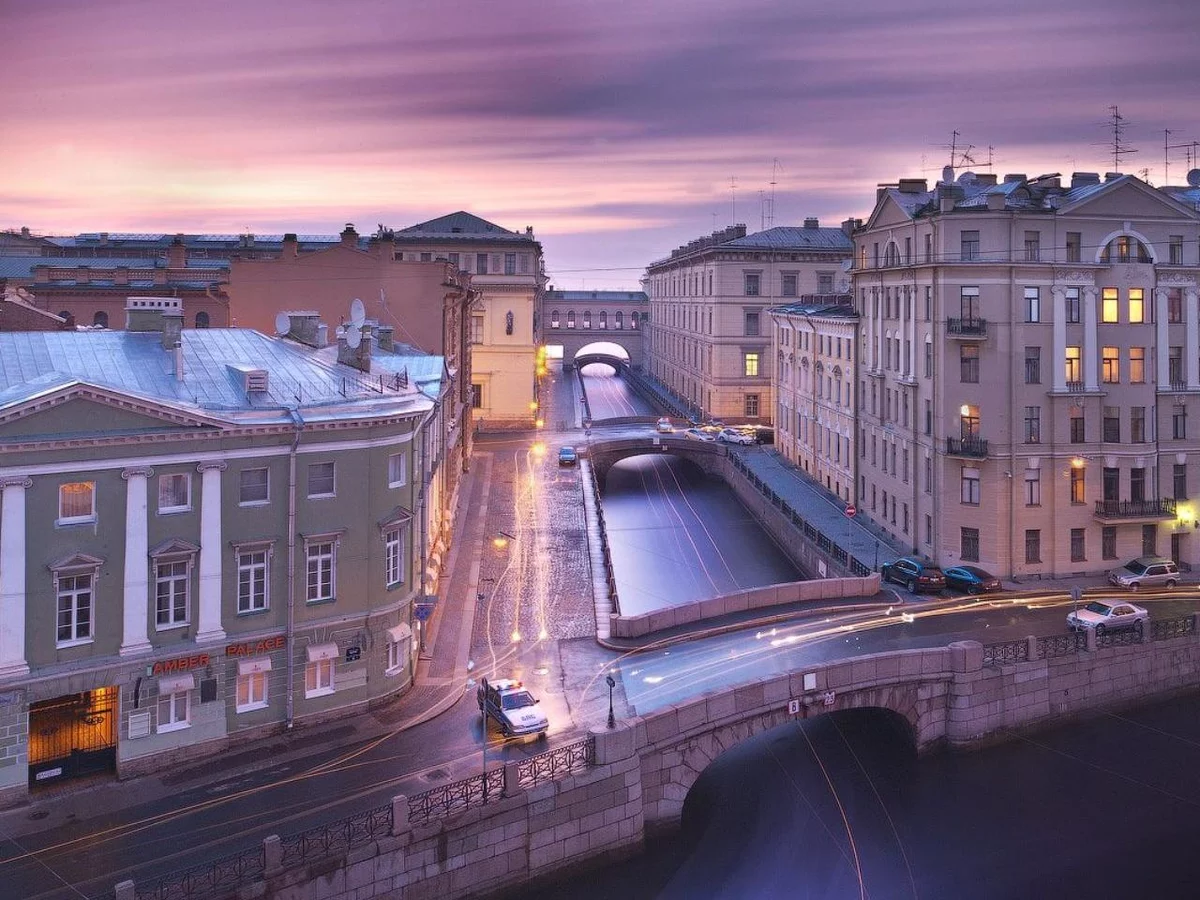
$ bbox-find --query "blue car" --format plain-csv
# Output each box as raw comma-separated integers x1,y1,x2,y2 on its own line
943,565,1002,595
558,446,578,466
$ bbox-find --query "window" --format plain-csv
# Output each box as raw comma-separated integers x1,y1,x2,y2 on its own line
1102,288,1119,323
158,473,190,512
960,405,980,437
818,272,834,294
448,252,459,268
1129,347,1145,383
744,273,761,296
157,684,190,733
598,311,607,330
1024,347,1041,384
960,345,979,383
924,341,932,378
1176,464,1189,500
550,309,560,328
470,384,483,409
1025,530,1042,564
1102,526,1117,560
93,311,109,328
782,274,798,297
1024,231,1040,261
239,468,268,504
744,352,760,377
1168,288,1183,323
615,312,623,330
1024,287,1040,323
387,625,410,674
582,311,592,329
1101,236,1150,264
195,311,210,329
1102,467,1119,502
1070,529,1086,562
306,540,336,603
307,462,335,498
1143,524,1158,558
236,668,268,713
566,311,576,329
56,571,94,645
1024,406,1041,444
387,452,408,488
470,315,484,344
1102,346,1119,383
1170,235,1184,266
1065,232,1081,263
1070,466,1086,504
1169,347,1184,386
1131,467,1147,502
1025,469,1041,506
743,311,762,336
476,253,488,274
960,286,980,321
305,659,335,698
1103,406,1121,443
385,526,404,587
504,252,516,275
924,285,932,320
1128,288,1145,323
1131,407,1146,443
744,394,760,417
58,481,95,523
1065,346,1082,384
924,399,932,435
237,548,269,613
961,527,980,562
961,467,980,505
155,560,189,628
961,230,980,261
1065,287,1081,324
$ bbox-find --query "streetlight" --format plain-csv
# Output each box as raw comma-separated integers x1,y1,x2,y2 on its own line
492,530,515,550
480,676,490,802
605,674,616,729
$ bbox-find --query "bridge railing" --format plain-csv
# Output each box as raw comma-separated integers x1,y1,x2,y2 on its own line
583,458,620,614
126,737,595,900
982,613,1197,668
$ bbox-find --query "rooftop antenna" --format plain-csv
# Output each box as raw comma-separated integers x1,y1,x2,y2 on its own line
730,176,738,226
984,145,996,172
1165,129,1172,185
1106,105,1137,172
766,158,781,229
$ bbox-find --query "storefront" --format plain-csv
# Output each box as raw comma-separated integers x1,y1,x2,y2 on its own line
28,686,118,786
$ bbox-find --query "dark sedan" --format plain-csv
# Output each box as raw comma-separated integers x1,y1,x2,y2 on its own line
944,565,1002,595
880,557,946,594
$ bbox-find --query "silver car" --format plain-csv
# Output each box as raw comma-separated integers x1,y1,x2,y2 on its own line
1107,556,1180,590
1066,600,1148,636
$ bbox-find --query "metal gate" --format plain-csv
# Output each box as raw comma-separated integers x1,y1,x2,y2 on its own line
28,686,117,785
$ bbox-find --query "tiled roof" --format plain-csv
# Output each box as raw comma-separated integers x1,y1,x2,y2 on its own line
724,226,853,252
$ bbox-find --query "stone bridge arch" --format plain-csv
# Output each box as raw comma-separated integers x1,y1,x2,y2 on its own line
574,351,630,373
587,436,728,485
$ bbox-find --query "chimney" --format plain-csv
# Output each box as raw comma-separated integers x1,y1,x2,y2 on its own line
375,324,395,352
167,236,186,269
161,310,183,350
1105,171,1123,182
841,217,860,237
20,226,30,238
340,223,358,248
125,296,182,333
897,178,928,194
282,233,299,258
973,173,998,187
337,328,373,373
114,267,129,286
1071,172,1101,189
98,231,107,244
77,266,91,285
284,311,325,347
986,192,1006,211
1003,173,1026,184
526,226,533,235
803,217,819,229
173,343,185,381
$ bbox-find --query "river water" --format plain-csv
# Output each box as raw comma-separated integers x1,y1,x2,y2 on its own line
524,692,1200,900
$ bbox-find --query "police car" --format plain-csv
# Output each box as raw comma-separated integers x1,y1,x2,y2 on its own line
477,678,549,738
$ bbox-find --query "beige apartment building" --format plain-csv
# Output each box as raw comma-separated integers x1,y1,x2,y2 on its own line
853,169,1200,578
644,220,853,423
769,300,859,503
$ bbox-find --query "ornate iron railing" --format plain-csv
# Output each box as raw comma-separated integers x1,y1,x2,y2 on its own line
945,435,989,458
134,845,266,900
946,317,989,337
279,803,393,868
983,639,1029,666
517,737,594,786
407,767,505,826
1152,615,1196,641
1036,632,1086,659
1096,627,1145,649
1092,498,1176,518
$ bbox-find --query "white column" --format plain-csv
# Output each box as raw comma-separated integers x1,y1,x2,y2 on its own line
1083,287,1099,391
120,467,153,657
1051,287,1067,392
1155,289,1171,388
0,477,31,678
1187,289,1200,390
195,462,226,644
907,287,917,377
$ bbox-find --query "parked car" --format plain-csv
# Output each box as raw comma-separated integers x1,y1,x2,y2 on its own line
1108,556,1180,590
943,565,1002,595
477,678,549,738
717,427,756,445
557,446,578,466
881,557,946,593
684,428,716,442
1066,599,1148,636
655,417,674,434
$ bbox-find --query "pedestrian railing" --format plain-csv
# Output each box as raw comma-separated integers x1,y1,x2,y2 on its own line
1036,632,1086,659
982,614,1196,668
1153,616,1196,641
983,639,1029,666
408,767,506,825
134,846,266,900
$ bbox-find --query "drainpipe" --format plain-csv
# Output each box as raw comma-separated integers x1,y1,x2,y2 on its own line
285,407,304,729
415,403,437,654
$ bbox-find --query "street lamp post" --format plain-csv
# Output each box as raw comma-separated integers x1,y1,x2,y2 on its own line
605,674,616,729
480,676,489,802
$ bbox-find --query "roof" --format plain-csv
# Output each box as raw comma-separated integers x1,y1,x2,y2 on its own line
0,329,437,427
392,211,537,245
544,290,647,302
768,300,858,319
723,226,853,252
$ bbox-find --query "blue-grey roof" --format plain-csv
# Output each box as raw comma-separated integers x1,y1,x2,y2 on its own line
0,329,435,427
393,211,537,245
544,290,647,302
768,300,857,318
724,226,853,252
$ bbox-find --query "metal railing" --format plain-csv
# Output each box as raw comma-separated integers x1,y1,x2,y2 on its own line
1153,615,1196,641
134,846,266,900
280,804,393,868
408,768,506,826
945,435,989,458
984,614,1197,668
982,639,1029,666
946,317,989,337
1036,632,1086,659
516,736,594,785
1092,498,1176,518
1096,627,1145,648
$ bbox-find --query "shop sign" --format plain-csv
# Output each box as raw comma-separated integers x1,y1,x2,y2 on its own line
152,653,210,676
35,767,64,781
226,635,286,657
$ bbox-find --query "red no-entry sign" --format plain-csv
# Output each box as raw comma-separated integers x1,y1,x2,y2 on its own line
845,505,856,517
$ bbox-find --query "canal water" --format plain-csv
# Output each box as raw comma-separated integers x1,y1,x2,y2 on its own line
522,691,1200,899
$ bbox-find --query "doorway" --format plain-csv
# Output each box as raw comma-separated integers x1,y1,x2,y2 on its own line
28,686,118,786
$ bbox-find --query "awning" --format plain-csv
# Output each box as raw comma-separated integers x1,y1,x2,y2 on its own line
237,657,273,676
386,623,413,643
158,673,195,695
306,642,339,663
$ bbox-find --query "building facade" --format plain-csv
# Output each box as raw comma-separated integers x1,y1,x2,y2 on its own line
644,220,853,424
852,170,1200,577
0,301,458,806
541,290,648,370
769,300,859,503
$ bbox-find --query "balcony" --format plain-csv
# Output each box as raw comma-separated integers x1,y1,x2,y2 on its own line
946,317,988,338
1093,498,1177,522
946,435,989,458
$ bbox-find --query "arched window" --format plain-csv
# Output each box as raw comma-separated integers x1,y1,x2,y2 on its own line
93,311,109,328
631,312,640,329
884,242,900,267
582,311,592,329
57,311,71,322
551,309,560,328
615,312,623,330
195,311,210,328
505,311,513,335
599,311,607,330
567,311,576,329
1100,236,1152,263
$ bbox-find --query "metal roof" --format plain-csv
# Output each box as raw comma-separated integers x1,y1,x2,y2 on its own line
724,226,853,252
544,290,647,302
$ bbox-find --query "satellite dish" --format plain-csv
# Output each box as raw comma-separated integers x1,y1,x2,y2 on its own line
345,325,362,349
1187,169,1200,188
274,312,290,336
349,298,366,326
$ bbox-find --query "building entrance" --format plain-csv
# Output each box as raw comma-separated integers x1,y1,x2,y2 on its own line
28,686,118,786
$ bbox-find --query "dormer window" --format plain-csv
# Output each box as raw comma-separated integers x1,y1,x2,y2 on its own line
1100,236,1151,263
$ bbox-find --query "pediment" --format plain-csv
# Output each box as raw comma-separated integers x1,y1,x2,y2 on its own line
865,193,918,230
149,538,201,558
1060,179,1200,220
48,552,104,571
0,383,227,441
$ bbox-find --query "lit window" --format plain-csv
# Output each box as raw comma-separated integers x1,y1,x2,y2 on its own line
58,482,95,523
236,667,269,713
307,462,335,498
1065,346,1082,383
305,658,335,698
158,473,190,512
1128,288,1145,323
744,352,760,377
1102,288,1119,323
1102,347,1120,383
1129,347,1145,383
388,452,408,488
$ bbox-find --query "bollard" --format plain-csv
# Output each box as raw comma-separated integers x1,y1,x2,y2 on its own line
264,834,282,877
503,760,521,797
392,795,410,835
114,881,136,900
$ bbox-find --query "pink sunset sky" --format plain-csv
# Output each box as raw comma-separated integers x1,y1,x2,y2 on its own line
5,0,1196,289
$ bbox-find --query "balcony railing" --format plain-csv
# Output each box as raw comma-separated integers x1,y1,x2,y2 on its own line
946,317,988,337
1093,498,1177,519
1065,380,1086,393
946,435,989,458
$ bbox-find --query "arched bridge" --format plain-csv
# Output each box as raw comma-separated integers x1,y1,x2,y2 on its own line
586,434,728,484
573,352,630,372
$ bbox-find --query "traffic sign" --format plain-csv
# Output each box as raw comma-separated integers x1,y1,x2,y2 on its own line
413,602,435,622
844,504,856,518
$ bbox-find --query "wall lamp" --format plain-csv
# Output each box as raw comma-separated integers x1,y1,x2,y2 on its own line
492,530,516,549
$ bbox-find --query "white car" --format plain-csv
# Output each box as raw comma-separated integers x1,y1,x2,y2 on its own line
477,678,548,738
1066,600,1148,636
717,427,755,445
655,417,674,434
684,428,716,442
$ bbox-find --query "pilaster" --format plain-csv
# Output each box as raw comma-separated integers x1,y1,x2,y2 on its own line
195,462,226,644
119,467,153,657
0,477,31,678
1082,287,1099,391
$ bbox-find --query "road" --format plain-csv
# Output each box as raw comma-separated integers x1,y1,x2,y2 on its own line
578,362,659,419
